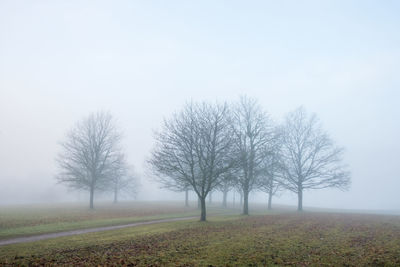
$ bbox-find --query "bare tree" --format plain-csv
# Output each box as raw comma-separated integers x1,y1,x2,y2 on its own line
231,96,274,215
184,187,190,207
56,111,122,209
109,156,139,204
148,102,235,221
258,129,284,210
281,107,350,211
218,171,235,208
259,148,283,210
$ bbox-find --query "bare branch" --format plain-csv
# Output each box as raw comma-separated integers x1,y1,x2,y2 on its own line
280,107,351,211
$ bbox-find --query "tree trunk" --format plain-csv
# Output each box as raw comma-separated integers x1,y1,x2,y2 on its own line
267,193,272,210
267,187,273,210
200,197,207,221
113,187,118,204
185,189,189,207
89,186,94,209
208,192,212,204
222,189,228,208
298,189,303,211
243,190,249,215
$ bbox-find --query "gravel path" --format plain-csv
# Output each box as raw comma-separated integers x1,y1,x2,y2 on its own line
0,216,197,247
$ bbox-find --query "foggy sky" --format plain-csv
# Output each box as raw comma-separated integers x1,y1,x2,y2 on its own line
1,1,399,210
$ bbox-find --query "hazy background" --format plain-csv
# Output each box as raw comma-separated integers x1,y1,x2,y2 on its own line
1,1,399,210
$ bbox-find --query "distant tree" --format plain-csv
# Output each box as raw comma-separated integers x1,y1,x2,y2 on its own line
218,171,235,208
258,131,283,210
184,187,190,207
148,102,235,221
109,156,140,203
231,96,275,215
56,111,122,209
259,149,283,210
281,107,351,211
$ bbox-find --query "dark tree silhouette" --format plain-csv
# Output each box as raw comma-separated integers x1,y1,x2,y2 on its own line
231,96,275,215
148,102,235,221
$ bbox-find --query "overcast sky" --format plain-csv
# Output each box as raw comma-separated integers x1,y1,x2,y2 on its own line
0,1,399,210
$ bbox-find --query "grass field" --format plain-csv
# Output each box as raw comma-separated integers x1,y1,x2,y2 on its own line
0,201,205,240
1,202,400,266
0,201,281,240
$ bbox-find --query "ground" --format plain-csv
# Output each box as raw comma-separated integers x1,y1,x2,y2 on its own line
1,202,400,266
0,201,200,240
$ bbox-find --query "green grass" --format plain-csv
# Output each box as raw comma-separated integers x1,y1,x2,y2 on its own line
0,201,241,240
1,212,400,266
0,212,195,240
0,201,195,228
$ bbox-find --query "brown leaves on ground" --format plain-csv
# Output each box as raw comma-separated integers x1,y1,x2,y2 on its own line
2,213,400,266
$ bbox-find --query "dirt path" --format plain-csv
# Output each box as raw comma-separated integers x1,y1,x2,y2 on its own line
0,216,198,247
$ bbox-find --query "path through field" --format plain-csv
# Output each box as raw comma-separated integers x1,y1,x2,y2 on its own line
0,216,197,246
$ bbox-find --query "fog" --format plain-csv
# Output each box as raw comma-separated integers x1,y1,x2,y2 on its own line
1,1,399,211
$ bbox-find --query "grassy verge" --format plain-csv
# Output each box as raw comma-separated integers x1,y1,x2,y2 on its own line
1,212,400,266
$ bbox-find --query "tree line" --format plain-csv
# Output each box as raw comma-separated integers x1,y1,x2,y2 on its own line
148,97,350,221
56,97,350,220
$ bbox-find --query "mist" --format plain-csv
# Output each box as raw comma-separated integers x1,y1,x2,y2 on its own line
1,0,399,211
